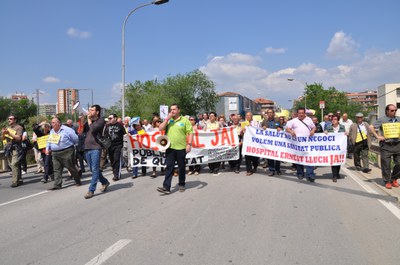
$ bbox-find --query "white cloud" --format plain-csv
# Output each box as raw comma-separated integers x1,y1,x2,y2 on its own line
112,82,122,92
265,47,287,54
200,53,266,80
199,48,400,109
67,27,92,39
42,76,60,83
327,31,359,59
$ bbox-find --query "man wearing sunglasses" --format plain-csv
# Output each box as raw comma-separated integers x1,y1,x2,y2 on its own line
2,115,23,187
106,113,126,181
370,104,400,189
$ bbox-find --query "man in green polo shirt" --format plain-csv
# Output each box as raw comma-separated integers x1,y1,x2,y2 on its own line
157,103,193,194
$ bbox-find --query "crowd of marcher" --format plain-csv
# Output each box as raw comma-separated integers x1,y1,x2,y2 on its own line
1,103,399,197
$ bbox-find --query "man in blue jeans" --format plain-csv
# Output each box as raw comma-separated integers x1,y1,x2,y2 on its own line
285,107,317,182
157,103,193,194
82,104,110,199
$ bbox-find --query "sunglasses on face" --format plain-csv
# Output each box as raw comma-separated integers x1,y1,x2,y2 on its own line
389,109,397,112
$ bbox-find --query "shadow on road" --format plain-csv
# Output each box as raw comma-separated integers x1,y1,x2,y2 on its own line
185,180,208,190
108,182,134,192
277,174,398,203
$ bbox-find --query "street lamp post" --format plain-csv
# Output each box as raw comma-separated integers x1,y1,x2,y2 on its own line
121,0,169,119
287,78,307,110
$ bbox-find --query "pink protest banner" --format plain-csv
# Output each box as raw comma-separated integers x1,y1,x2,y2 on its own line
126,127,239,167
242,126,347,166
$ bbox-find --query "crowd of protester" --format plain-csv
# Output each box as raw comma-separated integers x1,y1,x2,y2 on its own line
1,103,399,194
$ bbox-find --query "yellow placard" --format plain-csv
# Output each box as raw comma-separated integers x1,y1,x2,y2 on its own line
241,121,249,129
382,123,400,139
5,128,16,140
37,135,49,149
47,134,61,144
355,132,367,143
2,128,16,145
253,115,262,122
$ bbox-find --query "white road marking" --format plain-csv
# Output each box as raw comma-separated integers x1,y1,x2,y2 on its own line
0,171,115,207
84,239,132,265
343,167,400,221
0,191,49,207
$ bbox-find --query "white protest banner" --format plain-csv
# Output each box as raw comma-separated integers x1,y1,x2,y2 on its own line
127,127,239,167
242,126,347,166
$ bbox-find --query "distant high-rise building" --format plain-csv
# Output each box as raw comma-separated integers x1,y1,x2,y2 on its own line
39,103,57,116
57,88,79,114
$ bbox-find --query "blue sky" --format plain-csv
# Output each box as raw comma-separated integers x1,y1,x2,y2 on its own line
1,0,399,110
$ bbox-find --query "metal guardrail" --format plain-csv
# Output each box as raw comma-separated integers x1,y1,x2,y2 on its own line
0,150,9,171
0,149,35,172
369,138,381,168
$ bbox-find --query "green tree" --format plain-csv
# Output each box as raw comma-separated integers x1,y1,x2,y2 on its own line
294,83,363,120
121,70,219,119
0,97,37,128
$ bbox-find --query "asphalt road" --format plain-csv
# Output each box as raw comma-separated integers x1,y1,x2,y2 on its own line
0,162,399,265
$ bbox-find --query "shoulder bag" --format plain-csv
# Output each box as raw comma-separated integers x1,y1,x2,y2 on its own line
97,125,112,149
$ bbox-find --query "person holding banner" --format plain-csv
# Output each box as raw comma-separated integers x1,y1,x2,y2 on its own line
285,107,317,182
157,104,193,194
204,112,223,174
228,114,243,174
325,115,346,182
370,104,400,189
130,122,148,178
187,116,201,175
46,117,81,190
243,111,260,176
349,113,372,173
1,115,23,187
261,109,283,176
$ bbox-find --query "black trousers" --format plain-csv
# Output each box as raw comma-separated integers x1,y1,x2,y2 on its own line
331,165,341,179
208,162,221,172
108,144,123,179
380,142,400,182
228,145,242,170
40,152,54,180
163,149,186,191
189,165,201,172
267,159,281,173
245,155,259,172
353,142,369,169
76,150,86,172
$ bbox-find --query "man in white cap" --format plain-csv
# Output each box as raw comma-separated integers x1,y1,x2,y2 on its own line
349,113,373,173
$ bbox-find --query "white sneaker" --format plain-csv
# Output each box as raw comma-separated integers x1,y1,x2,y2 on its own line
22,171,27,175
